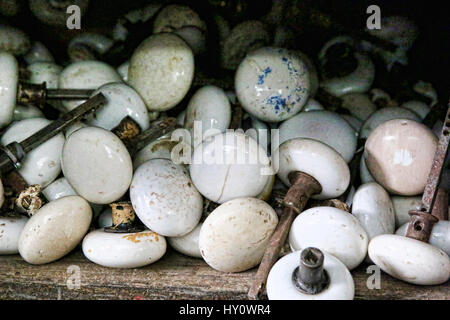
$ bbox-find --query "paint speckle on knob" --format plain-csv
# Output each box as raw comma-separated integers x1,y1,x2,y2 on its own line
199,197,278,272
18,196,92,264
235,47,310,122
62,127,133,204
364,119,437,195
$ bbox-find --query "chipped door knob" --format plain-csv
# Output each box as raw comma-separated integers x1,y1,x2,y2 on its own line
267,248,354,300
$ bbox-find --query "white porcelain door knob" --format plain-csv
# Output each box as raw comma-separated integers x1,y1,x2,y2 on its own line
360,107,421,139
235,47,310,122
0,216,28,254
352,182,395,240
396,221,450,256
168,223,202,258
18,196,92,264
62,126,133,204
88,82,150,131
58,60,122,112
184,85,231,143
364,119,438,195
289,206,368,270
368,234,450,285
391,196,422,227
278,110,357,162
1,118,65,187
199,197,278,272
273,138,350,200
0,52,18,128
267,250,354,300
82,229,166,268
340,93,377,121
130,158,202,237
152,4,206,34
128,33,194,112
190,132,271,203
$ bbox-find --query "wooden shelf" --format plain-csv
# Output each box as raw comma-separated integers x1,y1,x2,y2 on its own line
0,249,448,300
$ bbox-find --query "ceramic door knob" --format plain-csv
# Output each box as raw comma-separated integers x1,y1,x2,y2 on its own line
62,127,133,204
0,52,18,128
352,182,395,240
18,196,92,264
184,85,231,144
153,4,206,34
364,119,438,195
341,114,363,132
128,33,194,112
302,99,324,112
0,216,28,254
340,93,377,122
289,206,368,270
401,100,430,120
97,208,112,228
267,248,354,300
391,196,422,227
132,133,190,169
82,229,166,268
88,82,150,131
42,177,77,201
273,138,350,200
220,20,270,70
278,110,357,162
68,33,113,62
130,159,202,237
117,61,129,82
27,62,63,111
168,223,202,258
235,47,310,123
190,132,271,203
396,221,450,256
13,104,44,121
58,60,122,112
360,154,375,184
368,234,450,285
1,118,65,187
360,107,421,139
319,36,375,97
0,24,30,55
174,26,206,55
24,41,54,64
199,197,278,272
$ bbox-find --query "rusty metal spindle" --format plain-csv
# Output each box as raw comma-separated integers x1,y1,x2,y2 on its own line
406,104,450,242
0,93,107,175
248,171,322,300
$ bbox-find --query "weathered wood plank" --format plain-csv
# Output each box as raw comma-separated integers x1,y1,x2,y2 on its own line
0,248,448,300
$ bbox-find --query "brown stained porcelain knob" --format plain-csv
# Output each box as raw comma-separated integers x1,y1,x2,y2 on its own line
364,119,438,196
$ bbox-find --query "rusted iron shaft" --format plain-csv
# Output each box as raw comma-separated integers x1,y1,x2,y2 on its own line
17,82,95,108
248,171,321,300
406,104,450,242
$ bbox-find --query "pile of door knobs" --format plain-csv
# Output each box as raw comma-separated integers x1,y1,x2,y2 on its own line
0,1,449,300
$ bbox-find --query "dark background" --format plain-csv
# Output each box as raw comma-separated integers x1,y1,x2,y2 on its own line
2,0,449,102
